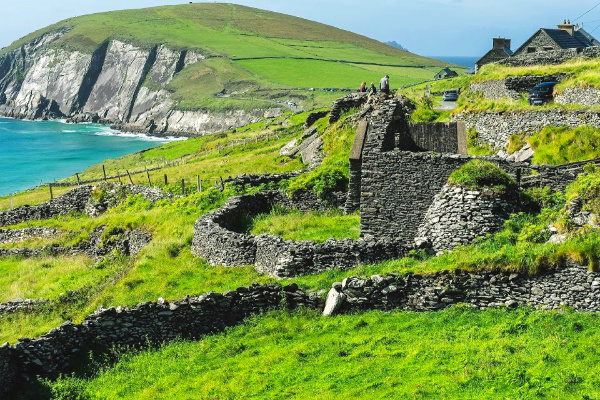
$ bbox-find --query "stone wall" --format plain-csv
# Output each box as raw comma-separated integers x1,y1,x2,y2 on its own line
360,151,472,242
0,186,93,227
328,265,600,314
329,93,369,124
0,227,151,260
469,75,566,101
404,122,467,154
454,109,600,148
555,87,600,106
0,283,323,397
417,185,521,252
501,46,600,67
0,298,49,316
191,191,407,277
223,171,303,188
469,80,520,100
0,227,57,244
0,183,171,227
4,262,600,396
505,74,567,92
304,110,329,128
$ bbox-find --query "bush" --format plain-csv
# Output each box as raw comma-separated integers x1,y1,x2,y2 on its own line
448,160,516,193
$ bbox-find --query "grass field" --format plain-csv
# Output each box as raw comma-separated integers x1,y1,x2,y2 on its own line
44,308,600,399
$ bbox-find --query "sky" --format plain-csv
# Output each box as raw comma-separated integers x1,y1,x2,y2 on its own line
2,1,600,57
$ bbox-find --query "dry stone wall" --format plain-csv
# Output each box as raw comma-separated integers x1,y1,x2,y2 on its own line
468,75,566,101
0,183,172,226
223,171,302,188
0,283,323,397
192,191,407,277
4,262,600,397
0,227,151,260
0,227,57,244
0,186,93,227
555,87,600,106
454,109,600,148
469,80,520,100
329,93,369,124
329,265,600,314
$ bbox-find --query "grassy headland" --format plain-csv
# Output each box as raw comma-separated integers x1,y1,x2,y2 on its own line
1,3,461,112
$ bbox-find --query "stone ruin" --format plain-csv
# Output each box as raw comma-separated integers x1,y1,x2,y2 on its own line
192,92,597,273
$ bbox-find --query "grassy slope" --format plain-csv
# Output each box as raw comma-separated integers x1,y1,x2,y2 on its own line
48,308,600,399
1,3,459,111
6,57,600,397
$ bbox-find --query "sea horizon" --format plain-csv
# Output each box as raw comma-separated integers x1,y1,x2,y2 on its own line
0,117,182,197
429,55,478,68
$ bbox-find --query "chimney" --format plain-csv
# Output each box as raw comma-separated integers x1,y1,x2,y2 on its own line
557,21,575,36
493,37,511,50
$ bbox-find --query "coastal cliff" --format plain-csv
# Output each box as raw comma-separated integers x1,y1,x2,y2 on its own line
0,30,280,136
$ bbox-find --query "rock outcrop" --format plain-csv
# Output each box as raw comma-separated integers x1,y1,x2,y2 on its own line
0,30,280,136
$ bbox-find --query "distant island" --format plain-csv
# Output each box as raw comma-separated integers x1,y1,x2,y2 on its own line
385,40,408,51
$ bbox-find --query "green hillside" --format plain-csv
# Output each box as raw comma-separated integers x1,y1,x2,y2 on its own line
2,3,459,111
6,102,600,398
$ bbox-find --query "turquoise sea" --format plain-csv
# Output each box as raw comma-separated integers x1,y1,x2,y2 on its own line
430,56,478,68
0,117,179,196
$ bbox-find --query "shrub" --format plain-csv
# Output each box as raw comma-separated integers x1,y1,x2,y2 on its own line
448,160,516,193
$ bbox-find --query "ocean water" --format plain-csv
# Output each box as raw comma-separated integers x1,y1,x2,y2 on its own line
0,117,179,196
429,56,479,68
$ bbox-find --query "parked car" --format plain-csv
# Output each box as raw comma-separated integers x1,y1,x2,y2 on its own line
442,89,459,101
528,82,558,105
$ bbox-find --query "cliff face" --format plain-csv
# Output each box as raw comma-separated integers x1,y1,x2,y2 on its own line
0,30,280,136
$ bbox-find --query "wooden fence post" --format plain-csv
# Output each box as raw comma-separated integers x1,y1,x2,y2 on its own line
126,170,134,185
219,176,224,191
197,175,201,193
102,165,107,181
164,174,168,185
10,194,13,210
181,178,185,194
76,173,81,186
49,184,54,200
146,170,151,186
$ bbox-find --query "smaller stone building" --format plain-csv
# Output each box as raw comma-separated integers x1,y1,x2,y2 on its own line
434,68,458,80
475,37,512,72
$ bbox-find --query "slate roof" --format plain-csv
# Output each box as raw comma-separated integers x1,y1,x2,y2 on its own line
542,28,594,49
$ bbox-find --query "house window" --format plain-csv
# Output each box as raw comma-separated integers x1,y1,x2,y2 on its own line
544,47,554,51
527,47,536,53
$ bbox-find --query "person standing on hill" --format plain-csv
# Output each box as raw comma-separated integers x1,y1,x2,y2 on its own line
379,75,390,94
359,81,367,92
